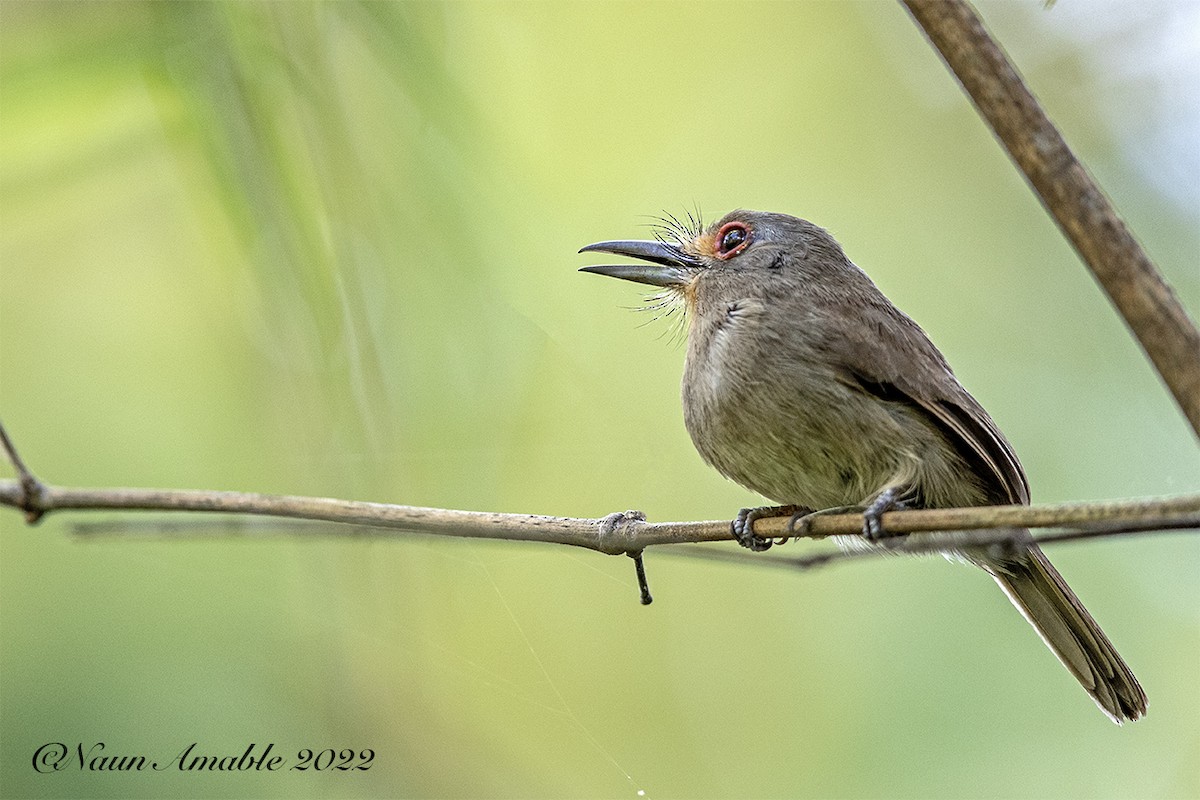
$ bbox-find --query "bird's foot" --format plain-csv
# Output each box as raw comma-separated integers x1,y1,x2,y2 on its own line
732,504,806,551
862,488,910,542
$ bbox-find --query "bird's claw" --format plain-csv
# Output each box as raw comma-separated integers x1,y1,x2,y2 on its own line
862,488,910,542
732,504,804,551
786,508,819,538
785,505,854,538
732,508,774,551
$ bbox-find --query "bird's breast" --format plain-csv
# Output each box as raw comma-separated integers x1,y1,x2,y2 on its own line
680,308,924,509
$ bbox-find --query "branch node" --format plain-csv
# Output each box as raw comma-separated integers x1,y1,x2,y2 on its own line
597,509,646,555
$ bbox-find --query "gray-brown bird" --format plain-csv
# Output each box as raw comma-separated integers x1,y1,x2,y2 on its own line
580,209,1146,723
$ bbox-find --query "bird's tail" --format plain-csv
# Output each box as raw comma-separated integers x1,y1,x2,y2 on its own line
988,543,1146,723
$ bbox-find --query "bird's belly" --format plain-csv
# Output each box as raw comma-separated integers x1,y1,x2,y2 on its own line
682,361,928,509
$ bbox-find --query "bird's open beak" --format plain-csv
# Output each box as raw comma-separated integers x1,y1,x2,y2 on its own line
578,240,698,288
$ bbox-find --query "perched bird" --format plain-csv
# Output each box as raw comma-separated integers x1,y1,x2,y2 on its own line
580,209,1146,722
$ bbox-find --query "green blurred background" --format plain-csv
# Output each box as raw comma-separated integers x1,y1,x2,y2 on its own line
2,2,1197,798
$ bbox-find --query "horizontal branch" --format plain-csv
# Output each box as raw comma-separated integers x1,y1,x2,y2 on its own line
2,476,1196,556
2,422,1196,569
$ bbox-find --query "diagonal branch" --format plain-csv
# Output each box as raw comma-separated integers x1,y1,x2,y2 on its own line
901,0,1200,438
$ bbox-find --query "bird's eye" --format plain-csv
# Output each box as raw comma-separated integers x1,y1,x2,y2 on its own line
714,221,750,259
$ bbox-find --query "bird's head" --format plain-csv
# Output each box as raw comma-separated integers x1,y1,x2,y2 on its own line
579,209,850,311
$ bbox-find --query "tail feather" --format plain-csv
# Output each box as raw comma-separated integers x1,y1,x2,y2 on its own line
989,544,1146,723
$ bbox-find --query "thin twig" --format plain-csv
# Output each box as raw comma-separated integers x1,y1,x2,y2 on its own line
0,420,46,523
663,517,1200,574
901,0,1200,438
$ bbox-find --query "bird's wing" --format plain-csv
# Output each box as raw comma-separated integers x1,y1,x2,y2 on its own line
834,298,1030,507
915,387,1029,506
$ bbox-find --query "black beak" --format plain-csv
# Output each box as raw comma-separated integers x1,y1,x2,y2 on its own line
578,240,698,288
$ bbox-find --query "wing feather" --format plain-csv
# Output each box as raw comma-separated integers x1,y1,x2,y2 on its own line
835,296,1029,507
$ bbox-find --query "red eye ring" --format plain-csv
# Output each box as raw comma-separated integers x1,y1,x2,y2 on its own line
714,221,750,259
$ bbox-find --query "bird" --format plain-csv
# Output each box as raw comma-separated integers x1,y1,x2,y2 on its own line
579,208,1146,723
